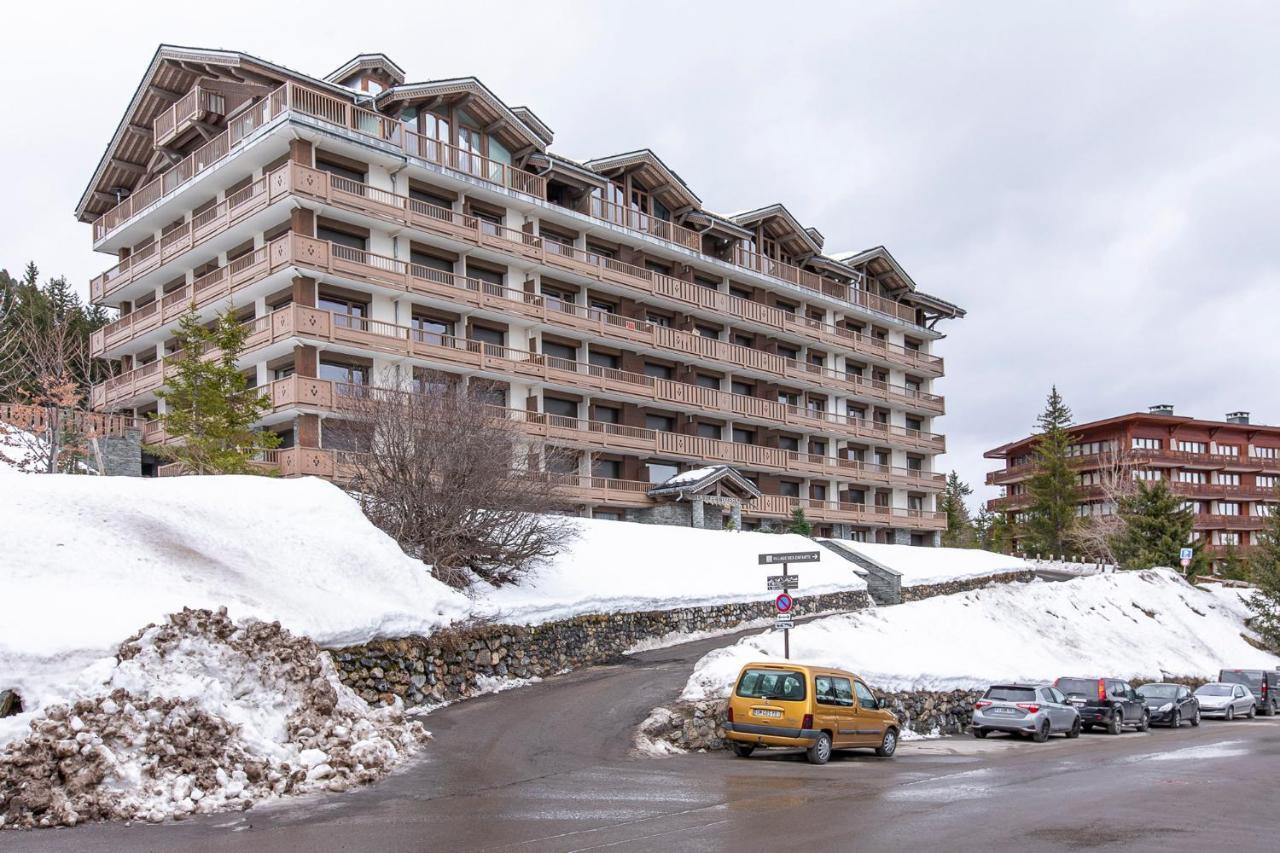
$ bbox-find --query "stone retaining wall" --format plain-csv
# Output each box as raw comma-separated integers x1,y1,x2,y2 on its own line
899,569,1038,602
329,590,872,708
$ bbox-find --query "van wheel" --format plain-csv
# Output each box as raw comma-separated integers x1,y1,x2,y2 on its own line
1033,720,1050,743
806,733,832,765
731,743,755,758
1067,718,1081,739
1108,709,1123,735
875,728,898,758
972,727,987,738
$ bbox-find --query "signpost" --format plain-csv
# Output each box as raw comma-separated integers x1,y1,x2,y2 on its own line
1179,546,1194,573
761,551,817,659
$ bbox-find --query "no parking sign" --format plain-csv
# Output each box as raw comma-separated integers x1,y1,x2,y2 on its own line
775,593,794,614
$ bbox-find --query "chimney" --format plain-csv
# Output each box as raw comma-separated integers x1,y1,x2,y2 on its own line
1149,404,1174,417
1226,411,1250,425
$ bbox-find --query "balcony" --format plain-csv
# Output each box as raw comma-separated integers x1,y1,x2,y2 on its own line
153,87,227,148
93,82,931,331
1193,514,1266,531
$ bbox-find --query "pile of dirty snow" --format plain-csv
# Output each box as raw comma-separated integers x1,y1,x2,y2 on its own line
680,570,1280,700
0,609,428,830
475,518,866,625
0,469,468,744
820,539,1030,587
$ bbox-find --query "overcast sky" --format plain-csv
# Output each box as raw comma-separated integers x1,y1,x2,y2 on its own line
4,1,1277,507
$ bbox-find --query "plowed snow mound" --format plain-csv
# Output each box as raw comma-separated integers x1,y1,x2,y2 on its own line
0,609,428,830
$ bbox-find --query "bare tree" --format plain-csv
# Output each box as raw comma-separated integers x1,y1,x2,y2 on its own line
1071,443,1140,564
328,373,577,589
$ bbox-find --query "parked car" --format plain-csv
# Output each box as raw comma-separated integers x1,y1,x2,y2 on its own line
1053,677,1150,734
972,683,1081,742
1195,682,1256,720
724,662,900,764
1136,683,1200,728
1218,669,1279,716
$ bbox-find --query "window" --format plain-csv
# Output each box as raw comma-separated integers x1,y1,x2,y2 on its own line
1133,469,1162,481
1067,440,1114,457
645,312,672,327
695,324,719,339
736,668,805,701
1259,476,1278,489
811,484,828,501
471,326,506,347
316,225,366,250
593,406,620,424
592,458,621,479
778,481,801,498
411,315,453,344
778,345,799,361
588,351,619,371
542,341,578,362
1132,437,1162,450
814,676,853,707
778,436,799,452
732,428,756,445
315,159,366,184
467,265,505,288
646,462,679,484
731,381,754,397
318,360,367,386
694,373,720,390
778,390,800,407
696,422,721,440
1214,445,1240,458
853,681,877,709
543,397,577,419
1216,531,1241,545
410,251,454,276
1252,447,1280,460
1177,440,1208,454
588,298,617,317
733,334,754,349
1218,502,1240,516
645,414,675,432
1177,471,1206,484
694,275,721,290
643,362,672,380
1216,473,1240,486
810,439,827,457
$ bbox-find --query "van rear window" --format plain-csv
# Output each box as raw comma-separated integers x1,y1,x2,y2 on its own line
1056,678,1098,697
736,669,806,702
984,686,1036,702
1219,671,1261,688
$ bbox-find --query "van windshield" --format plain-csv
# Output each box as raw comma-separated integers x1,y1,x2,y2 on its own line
736,669,806,702
1220,671,1261,687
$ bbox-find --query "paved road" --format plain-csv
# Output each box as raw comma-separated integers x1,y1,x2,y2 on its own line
7,627,1279,852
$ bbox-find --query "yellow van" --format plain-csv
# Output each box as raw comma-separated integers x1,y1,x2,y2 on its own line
724,662,899,764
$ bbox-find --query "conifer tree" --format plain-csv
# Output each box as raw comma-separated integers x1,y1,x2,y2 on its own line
787,506,813,536
1247,508,1280,650
153,308,279,474
1109,480,1205,573
1021,386,1079,557
941,470,975,547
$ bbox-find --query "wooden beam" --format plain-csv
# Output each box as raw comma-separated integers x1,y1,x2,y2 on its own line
147,85,184,103
483,118,505,134
109,157,147,176
123,123,153,137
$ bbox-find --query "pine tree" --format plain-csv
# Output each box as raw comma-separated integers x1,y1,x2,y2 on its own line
940,471,975,547
786,506,813,536
153,308,279,474
1021,386,1079,557
1219,545,1250,582
1247,509,1280,650
1109,480,1206,573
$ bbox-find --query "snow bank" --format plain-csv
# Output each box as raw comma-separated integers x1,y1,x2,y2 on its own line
680,570,1280,700
823,539,1030,586
474,518,866,625
1,471,469,743
0,609,428,829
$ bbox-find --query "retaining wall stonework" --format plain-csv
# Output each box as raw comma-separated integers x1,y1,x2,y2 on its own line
329,590,872,707
898,569,1038,602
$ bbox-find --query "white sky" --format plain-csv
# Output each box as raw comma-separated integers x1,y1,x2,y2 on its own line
4,1,1278,507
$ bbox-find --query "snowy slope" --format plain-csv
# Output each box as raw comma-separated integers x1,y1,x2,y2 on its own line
475,518,866,625
680,570,1280,699
0,467,469,743
822,539,1030,586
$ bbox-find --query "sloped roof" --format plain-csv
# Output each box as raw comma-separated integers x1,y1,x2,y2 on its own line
583,149,701,209
647,465,761,500
324,53,405,86
730,204,823,256
375,77,547,152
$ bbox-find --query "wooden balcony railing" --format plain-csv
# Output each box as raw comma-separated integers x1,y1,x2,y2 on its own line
153,87,227,147
586,196,702,251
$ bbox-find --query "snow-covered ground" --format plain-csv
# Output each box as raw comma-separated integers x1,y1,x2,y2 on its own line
821,539,1030,587
680,570,1280,700
474,518,866,624
0,466,469,744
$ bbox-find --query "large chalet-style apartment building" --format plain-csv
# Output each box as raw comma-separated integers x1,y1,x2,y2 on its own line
77,46,963,543
986,406,1280,562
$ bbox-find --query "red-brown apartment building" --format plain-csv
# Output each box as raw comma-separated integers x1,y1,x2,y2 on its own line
76,46,964,542
986,405,1280,561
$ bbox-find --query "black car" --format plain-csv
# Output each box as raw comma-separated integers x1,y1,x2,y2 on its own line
1219,669,1279,716
1136,682,1200,728
1054,677,1150,734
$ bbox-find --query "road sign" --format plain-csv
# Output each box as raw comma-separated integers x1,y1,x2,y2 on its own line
774,614,793,631
758,551,821,566
767,574,800,591
1180,547,1194,561
775,593,794,614
1180,558,1191,568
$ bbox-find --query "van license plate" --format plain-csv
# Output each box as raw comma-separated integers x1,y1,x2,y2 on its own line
752,709,783,718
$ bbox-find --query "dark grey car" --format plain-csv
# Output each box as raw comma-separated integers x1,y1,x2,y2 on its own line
972,683,1081,742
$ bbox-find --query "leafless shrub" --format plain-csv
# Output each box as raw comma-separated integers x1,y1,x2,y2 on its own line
327,373,577,589
1071,444,1140,563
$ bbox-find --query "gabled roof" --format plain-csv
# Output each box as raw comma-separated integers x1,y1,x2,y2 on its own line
682,210,754,240
647,465,761,500
324,53,405,86
375,77,547,153
832,245,918,293
730,204,823,256
510,106,554,146
583,149,701,210
526,152,608,192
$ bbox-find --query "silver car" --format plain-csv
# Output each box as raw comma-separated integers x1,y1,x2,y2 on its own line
1195,682,1256,720
972,683,1082,742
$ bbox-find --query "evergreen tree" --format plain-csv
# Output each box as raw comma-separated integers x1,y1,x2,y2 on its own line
1218,545,1250,582
940,471,975,547
786,506,813,536
0,263,109,400
1021,386,1079,557
153,308,279,474
1109,480,1206,573
1247,509,1280,650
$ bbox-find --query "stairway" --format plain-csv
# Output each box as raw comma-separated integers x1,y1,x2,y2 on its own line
817,539,902,605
